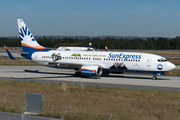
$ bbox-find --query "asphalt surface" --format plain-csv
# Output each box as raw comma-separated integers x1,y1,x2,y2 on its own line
0,66,180,92
175,65,180,70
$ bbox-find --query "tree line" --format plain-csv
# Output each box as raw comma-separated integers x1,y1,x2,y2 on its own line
0,36,180,50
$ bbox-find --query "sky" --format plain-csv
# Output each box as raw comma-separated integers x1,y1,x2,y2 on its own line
1,0,180,38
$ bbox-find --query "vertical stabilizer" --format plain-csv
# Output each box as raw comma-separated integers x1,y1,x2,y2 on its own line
86,40,93,47
17,19,50,52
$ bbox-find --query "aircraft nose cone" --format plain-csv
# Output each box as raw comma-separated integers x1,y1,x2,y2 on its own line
170,63,176,70
172,64,176,69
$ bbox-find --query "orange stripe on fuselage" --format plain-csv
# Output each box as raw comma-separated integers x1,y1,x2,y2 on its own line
21,43,47,49
81,68,96,71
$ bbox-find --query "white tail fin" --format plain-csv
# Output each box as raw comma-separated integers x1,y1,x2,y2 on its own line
17,19,50,52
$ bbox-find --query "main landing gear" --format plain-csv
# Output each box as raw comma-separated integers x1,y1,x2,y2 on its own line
152,75,157,80
74,72,82,77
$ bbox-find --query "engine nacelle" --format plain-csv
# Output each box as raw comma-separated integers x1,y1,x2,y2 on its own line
81,66,102,76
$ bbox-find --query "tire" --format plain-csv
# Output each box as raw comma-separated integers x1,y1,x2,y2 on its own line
152,76,157,80
75,72,82,77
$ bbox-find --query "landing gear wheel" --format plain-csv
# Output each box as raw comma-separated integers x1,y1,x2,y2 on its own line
152,76,157,80
74,72,82,77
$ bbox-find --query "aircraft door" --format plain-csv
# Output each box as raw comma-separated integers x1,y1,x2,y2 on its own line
146,57,151,67
33,52,38,60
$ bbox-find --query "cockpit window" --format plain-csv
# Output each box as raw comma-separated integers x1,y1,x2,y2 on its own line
157,58,167,62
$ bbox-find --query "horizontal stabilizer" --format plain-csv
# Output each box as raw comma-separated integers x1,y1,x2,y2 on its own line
20,52,29,55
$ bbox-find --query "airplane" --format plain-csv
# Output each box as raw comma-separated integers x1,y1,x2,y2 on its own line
5,19,176,80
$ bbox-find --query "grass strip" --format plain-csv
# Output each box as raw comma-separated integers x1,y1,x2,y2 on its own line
0,80,180,120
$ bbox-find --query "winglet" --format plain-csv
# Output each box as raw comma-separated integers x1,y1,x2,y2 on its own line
86,40,93,47
4,45,15,60
105,46,109,52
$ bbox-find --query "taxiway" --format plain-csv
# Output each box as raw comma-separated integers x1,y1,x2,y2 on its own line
0,66,179,92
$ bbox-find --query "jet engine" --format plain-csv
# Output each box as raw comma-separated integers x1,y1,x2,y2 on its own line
80,65,102,76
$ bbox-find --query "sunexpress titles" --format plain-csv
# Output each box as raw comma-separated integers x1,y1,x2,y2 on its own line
108,53,142,59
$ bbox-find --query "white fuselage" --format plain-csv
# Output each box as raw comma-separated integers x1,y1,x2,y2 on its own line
31,50,176,73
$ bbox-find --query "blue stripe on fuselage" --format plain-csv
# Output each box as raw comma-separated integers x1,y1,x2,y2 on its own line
21,49,51,60
103,69,166,74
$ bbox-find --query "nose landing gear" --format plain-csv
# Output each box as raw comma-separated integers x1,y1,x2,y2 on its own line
152,73,164,80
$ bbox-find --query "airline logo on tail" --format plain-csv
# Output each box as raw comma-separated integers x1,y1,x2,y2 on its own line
19,26,35,41
89,42,92,47
86,40,93,47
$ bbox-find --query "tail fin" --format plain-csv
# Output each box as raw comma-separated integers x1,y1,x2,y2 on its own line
17,19,50,52
86,40,93,47
105,46,109,52
4,45,15,60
